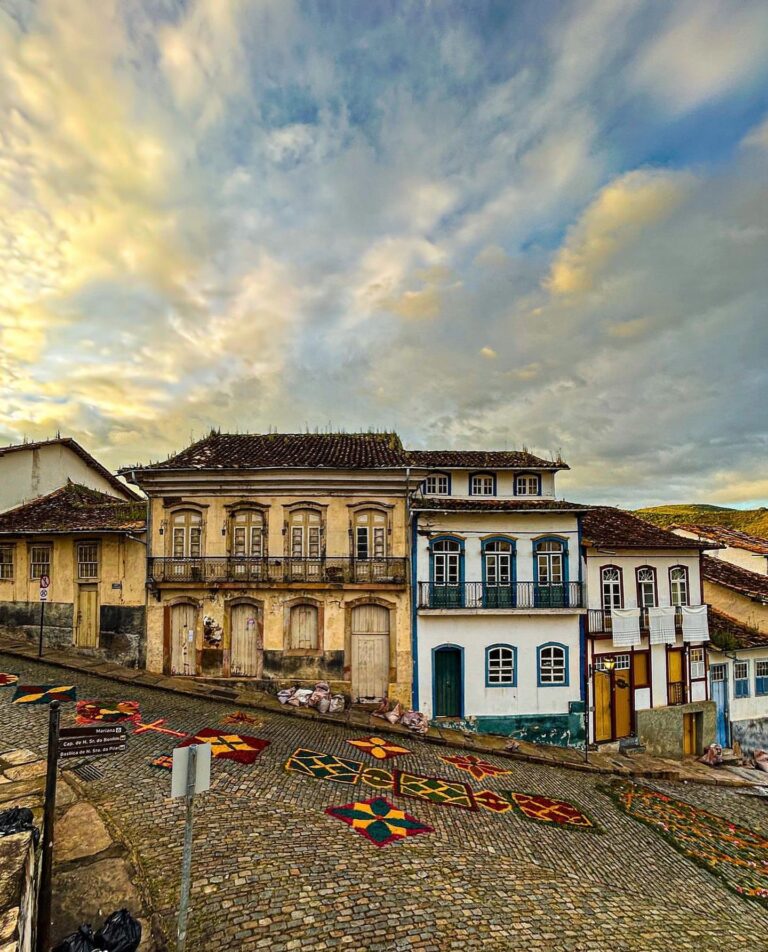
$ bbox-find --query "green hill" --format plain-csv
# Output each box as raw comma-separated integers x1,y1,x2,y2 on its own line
633,504,768,537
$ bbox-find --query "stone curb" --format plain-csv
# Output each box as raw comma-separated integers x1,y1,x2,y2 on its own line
0,640,753,789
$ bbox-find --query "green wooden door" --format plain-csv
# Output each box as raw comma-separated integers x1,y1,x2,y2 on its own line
434,648,462,717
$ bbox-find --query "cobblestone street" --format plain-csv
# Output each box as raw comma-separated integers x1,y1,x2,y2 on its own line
2,652,767,952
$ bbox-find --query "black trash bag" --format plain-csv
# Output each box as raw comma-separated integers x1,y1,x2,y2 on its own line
94,908,142,952
0,806,39,845
51,924,97,952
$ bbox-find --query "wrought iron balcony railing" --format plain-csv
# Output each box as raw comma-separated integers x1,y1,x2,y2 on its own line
148,556,408,585
417,581,584,610
587,607,694,634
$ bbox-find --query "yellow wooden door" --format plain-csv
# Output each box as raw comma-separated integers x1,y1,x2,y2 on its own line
76,585,99,647
171,604,197,675
229,604,263,677
351,605,390,700
594,671,612,742
613,672,632,738
667,649,685,704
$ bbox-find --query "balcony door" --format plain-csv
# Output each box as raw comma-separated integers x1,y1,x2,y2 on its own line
483,539,514,608
431,539,463,608
229,603,263,677
534,539,567,607
288,509,322,580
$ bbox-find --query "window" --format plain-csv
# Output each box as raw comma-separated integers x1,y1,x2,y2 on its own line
515,474,540,496
230,510,264,558
689,647,705,680
424,473,449,495
469,473,495,496
601,566,622,613
538,643,568,686
171,510,202,558
483,539,513,586
594,654,630,671
734,661,749,698
289,509,322,559
756,660,768,696
710,664,726,682
76,542,99,580
29,545,51,580
354,509,387,559
486,645,516,686
636,567,657,608
536,540,564,585
432,538,462,586
0,545,13,580
289,603,318,651
669,566,689,607
634,652,650,688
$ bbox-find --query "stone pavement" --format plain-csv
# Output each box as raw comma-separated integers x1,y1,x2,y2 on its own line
1,652,768,951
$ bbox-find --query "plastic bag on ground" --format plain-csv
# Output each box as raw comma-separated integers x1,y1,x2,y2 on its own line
52,924,98,952
0,806,39,844
94,908,142,952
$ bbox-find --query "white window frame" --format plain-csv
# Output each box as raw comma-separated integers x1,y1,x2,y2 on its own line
487,645,516,686
539,644,567,685
515,474,540,496
425,474,449,495
689,647,705,680
470,473,495,496
670,566,689,607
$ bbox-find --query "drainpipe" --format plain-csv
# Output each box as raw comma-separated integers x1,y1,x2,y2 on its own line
410,513,419,712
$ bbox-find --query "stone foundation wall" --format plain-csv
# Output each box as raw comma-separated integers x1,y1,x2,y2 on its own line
0,830,37,952
636,701,716,759
439,703,586,749
731,717,768,755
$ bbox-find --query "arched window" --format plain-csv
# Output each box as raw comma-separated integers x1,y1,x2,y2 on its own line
669,566,689,607
424,472,450,495
538,643,569,686
515,473,541,496
171,509,202,558
289,508,322,559
601,566,623,613
469,472,496,496
533,538,567,607
486,645,517,686
354,509,387,559
636,566,657,608
430,537,464,608
230,510,264,558
289,603,319,651
482,538,515,607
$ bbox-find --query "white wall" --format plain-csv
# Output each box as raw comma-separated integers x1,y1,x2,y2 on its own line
422,469,557,499
417,613,581,719
673,529,767,575
584,548,703,609
708,646,768,721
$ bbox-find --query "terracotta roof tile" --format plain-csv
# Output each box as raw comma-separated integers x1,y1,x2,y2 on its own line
407,449,567,470
581,507,715,549
702,555,768,602
0,483,146,534
412,498,588,513
673,523,768,555
708,608,768,649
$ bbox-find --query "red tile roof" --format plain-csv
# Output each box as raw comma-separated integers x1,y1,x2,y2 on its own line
412,498,588,513
0,483,146,535
702,555,768,602
581,507,715,550
0,437,142,500
407,450,567,470
708,608,768,649
128,432,411,471
673,523,768,555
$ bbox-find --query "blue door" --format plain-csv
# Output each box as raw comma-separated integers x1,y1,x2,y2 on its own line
710,664,730,746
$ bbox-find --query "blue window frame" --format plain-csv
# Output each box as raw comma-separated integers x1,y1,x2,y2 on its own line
734,660,750,698
429,535,465,608
486,644,517,687
515,472,541,496
537,642,569,686
756,660,768,696
532,536,569,608
468,471,496,496
481,537,516,608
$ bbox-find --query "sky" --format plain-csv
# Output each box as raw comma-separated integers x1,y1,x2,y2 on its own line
1,0,767,508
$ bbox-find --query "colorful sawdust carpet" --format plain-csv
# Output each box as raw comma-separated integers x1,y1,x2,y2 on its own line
502,791,597,830
605,781,768,903
347,736,411,760
133,719,187,738
0,674,19,687
286,748,363,784
12,685,77,704
151,755,173,771
75,700,141,725
440,753,512,782
394,769,478,811
221,711,263,727
176,728,270,764
325,797,433,847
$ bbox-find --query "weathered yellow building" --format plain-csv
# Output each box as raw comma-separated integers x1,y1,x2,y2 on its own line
0,482,148,666
124,432,418,702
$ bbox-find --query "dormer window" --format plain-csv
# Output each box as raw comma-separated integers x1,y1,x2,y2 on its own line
469,472,496,496
424,473,450,495
515,473,541,496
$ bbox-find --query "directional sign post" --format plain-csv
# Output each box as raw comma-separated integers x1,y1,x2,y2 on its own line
172,743,211,952
37,575,49,658
58,725,128,759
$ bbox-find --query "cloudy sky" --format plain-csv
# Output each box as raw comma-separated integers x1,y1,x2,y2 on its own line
1,0,767,507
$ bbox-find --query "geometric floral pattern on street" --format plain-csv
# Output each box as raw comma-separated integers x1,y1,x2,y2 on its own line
605,781,768,902
503,791,597,829
347,736,411,760
394,770,478,811
12,684,77,704
0,674,19,687
176,729,270,764
325,797,434,847
474,789,514,814
360,766,395,791
285,748,364,784
75,700,141,725
151,755,173,771
440,754,512,782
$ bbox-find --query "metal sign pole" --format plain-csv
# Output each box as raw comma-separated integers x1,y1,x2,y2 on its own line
37,700,61,952
177,744,198,952
38,598,45,659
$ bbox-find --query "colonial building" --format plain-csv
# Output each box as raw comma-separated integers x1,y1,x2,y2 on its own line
0,437,140,512
699,554,768,635
0,482,147,666
123,432,417,703
672,524,768,575
410,450,589,747
582,508,714,757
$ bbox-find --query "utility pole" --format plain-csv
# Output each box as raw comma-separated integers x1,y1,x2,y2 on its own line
37,700,61,952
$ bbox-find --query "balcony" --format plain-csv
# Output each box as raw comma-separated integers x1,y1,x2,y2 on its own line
588,607,692,634
148,556,408,586
417,581,584,610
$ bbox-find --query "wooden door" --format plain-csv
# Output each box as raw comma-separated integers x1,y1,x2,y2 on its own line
171,603,197,676
351,605,389,699
76,585,99,647
683,713,700,756
613,670,632,738
667,648,685,705
229,604,263,677
594,671,612,742
434,647,462,717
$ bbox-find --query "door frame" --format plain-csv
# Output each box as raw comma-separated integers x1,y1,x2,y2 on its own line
226,597,264,678
591,652,635,741
431,644,464,718
710,663,730,746
75,583,99,648
349,601,391,700
163,597,201,676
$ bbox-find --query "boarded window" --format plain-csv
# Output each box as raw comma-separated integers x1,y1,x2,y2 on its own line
634,652,650,688
289,604,319,651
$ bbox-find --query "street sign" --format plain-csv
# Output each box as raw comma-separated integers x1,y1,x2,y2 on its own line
58,725,127,759
39,588,48,601
171,743,211,798
40,575,50,589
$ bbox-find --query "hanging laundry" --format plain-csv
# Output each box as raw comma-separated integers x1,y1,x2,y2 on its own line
611,608,641,647
647,606,677,645
681,605,709,642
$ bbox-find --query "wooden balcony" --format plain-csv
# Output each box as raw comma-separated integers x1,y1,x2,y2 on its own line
148,556,408,586
418,581,584,610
